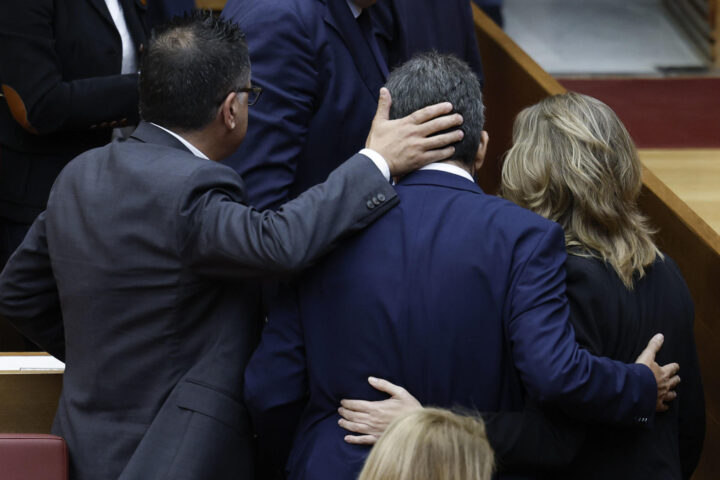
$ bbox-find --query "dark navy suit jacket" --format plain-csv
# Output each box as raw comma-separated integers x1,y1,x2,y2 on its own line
245,170,657,480
221,0,484,211
222,0,387,211
374,0,484,79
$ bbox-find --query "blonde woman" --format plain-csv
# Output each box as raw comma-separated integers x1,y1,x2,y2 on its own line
498,92,705,479
340,93,705,479
358,408,494,480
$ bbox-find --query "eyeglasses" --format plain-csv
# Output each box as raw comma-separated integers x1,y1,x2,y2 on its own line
236,85,263,106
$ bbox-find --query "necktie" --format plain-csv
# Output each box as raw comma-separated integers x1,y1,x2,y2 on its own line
357,10,390,77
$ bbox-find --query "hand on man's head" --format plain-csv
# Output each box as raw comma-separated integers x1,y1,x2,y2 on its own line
366,88,464,177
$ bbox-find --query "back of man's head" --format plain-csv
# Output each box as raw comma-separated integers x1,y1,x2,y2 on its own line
385,52,485,168
139,11,250,132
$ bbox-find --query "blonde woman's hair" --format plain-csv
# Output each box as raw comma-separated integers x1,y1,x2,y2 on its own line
357,408,494,480
501,92,661,288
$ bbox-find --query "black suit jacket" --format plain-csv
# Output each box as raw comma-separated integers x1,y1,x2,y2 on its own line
485,254,705,480
0,0,148,222
0,122,398,480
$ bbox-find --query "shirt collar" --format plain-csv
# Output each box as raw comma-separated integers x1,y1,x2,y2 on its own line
346,0,362,18
150,123,210,160
420,162,475,182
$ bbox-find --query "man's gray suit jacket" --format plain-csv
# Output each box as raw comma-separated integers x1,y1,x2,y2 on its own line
0,122,397,480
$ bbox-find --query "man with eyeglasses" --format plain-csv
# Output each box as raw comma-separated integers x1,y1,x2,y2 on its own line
0,13,463,480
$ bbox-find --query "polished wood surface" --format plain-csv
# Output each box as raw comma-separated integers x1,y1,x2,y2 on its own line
195,0,226,10
640,149,720,234
637,168,720,480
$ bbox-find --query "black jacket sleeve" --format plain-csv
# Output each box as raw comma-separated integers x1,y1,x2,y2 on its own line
0,0,141,135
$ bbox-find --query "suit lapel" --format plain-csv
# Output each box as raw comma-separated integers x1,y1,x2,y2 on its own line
323,0,387,98
119,0,149,50
370,0,406,70
86,0,117,30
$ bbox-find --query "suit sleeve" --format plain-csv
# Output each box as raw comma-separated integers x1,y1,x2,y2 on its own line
0,0,139,134
0,212,65,360
244,282,308,478
180,153,397,278
505,222,656,426
221,3,319,210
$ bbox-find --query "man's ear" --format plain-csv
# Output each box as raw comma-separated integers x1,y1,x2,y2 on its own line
474,130,489,172
219,92,238,130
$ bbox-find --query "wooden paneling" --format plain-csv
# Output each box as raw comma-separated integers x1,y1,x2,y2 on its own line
472,4,719,477
639,149,720,234
195,0,226,11
638,168,720,480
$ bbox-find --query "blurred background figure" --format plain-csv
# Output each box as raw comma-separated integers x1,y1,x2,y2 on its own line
358,408,494,480
147,0,196,26
221,0,484,211
0,0,148,349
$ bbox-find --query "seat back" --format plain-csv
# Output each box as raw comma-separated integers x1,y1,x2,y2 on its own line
0,434,68,480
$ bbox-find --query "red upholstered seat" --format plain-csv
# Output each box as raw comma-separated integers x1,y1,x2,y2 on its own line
0,434,68,480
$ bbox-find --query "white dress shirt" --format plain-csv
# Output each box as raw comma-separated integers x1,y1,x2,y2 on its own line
420,162,475,182
105,0,137,140
103,0,137,75
151,123,210,160
346,0,363,18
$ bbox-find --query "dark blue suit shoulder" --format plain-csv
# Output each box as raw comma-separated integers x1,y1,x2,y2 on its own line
224,0,318,34
467,193,562,237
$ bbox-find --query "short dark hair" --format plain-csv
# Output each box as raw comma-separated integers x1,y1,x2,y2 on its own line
139,11,250,131
385,52,485,167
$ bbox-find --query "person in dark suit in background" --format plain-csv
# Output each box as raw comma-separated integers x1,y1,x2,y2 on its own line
373,0,484,80
0,13,464,480
0,0,148,268
221,0,484,211
243,53,679,480
147,0,195,26
339,93,704,480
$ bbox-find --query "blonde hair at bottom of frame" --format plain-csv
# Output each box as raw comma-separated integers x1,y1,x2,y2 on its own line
358,408,494,480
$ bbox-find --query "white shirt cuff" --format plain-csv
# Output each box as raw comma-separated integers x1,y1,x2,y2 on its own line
359,148,391,181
